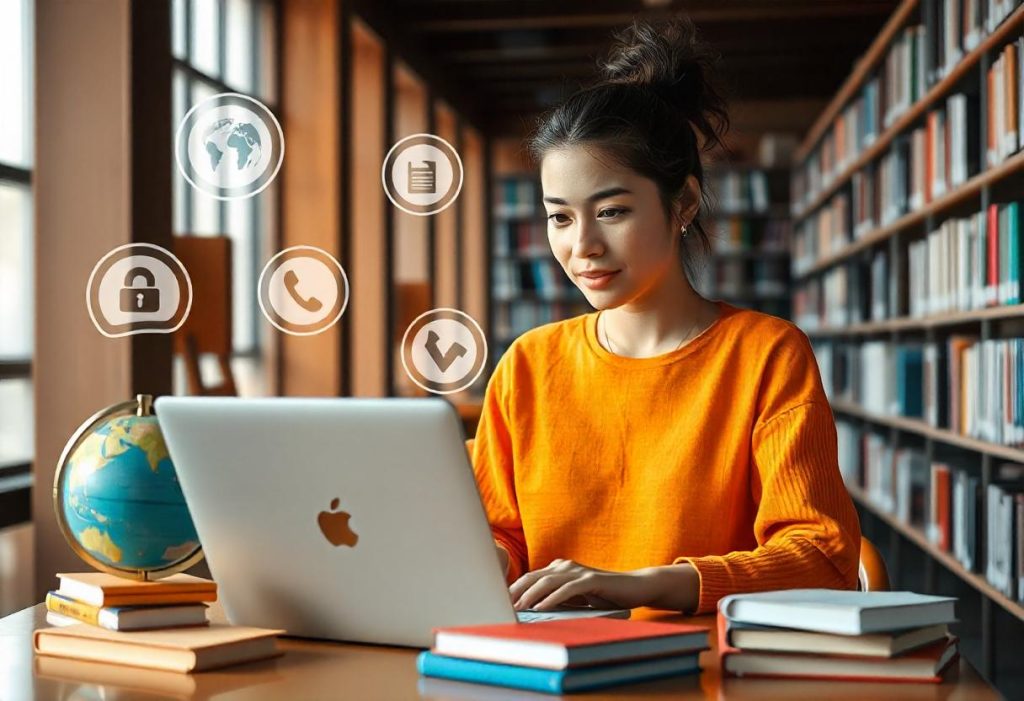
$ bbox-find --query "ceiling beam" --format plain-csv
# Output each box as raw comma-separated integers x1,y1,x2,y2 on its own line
410,2,898,33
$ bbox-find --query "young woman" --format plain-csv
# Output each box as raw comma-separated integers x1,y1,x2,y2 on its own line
469,17,861,615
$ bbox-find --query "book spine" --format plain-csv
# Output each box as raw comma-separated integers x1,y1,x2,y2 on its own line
45,592,102,627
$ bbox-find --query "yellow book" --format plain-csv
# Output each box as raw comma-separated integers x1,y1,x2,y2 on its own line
46,591,209,631
34,623,284,674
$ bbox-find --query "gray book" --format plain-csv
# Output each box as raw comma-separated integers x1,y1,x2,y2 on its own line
720,589,957,636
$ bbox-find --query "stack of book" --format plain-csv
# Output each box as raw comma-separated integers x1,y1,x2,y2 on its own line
718,589,959,683
34,572,283,673
417,617,708,694
44,572,215,631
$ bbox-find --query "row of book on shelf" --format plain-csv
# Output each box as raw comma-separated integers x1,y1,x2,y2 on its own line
707,170,773,213
815,335,1024,447
794,200,1024,328
492,259,584,303
710,217,791,254
711,259,789,299
838,421,1024,602
494,219,547,258
793,0,1022,212
495,178,539,218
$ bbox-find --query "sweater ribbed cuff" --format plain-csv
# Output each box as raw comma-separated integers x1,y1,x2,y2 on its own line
675,556,732,614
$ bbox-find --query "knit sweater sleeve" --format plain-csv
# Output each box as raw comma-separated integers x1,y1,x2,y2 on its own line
468,350,529,583
675,330,861,613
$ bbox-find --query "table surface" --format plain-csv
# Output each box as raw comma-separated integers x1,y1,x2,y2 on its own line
0,603,1001,701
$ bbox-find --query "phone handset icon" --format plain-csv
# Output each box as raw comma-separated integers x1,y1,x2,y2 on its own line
283,269,323,312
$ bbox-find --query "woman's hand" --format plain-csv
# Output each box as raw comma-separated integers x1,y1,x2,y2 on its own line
509,559,699,612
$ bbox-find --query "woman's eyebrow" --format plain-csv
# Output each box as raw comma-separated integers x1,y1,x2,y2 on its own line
543,187,632,205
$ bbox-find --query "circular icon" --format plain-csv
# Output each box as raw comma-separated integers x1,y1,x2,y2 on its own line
86,243,193,338
401,308,487,395
382,133,464,216
258,246,349,336
175,92,284,200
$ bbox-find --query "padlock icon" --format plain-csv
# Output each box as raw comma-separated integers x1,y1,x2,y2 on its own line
119,267,161,313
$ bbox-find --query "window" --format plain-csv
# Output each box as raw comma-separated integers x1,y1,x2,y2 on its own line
0,0,34,472
171,0,278,359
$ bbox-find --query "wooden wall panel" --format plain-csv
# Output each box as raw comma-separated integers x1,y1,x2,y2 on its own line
34,0,173,599
350,22,387,396
434,103,459,309
280,0,342,396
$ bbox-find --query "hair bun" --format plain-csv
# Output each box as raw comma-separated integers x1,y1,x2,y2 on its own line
598,16,728,151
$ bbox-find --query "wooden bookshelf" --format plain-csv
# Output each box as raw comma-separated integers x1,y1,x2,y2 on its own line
795,2,1024,223
700,166,793,318
793,2,1024,692
831,397,1024,464
848,483,1024,622
796,148,1024,279
489,173,590,361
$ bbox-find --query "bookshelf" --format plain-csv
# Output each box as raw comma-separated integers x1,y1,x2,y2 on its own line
792,0,1024,692
699,166,793,318
489,174,590,365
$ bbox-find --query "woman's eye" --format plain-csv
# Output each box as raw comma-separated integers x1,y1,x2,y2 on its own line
547,213,570,225
598,207,627,219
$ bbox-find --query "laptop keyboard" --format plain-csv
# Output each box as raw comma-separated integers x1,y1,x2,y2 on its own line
516,608,631,623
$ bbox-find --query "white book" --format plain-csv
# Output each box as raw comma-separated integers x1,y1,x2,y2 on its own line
719,590,957,636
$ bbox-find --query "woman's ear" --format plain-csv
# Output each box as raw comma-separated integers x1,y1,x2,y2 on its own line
673,175,702,228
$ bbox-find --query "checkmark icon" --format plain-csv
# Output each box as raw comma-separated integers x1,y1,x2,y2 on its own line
425,330,468,372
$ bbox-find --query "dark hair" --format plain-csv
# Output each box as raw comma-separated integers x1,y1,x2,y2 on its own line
528,16,729,282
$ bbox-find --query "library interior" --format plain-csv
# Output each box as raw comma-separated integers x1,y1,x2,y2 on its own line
3,0,1024,699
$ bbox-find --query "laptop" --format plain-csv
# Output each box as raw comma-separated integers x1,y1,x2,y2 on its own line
155,397,627,648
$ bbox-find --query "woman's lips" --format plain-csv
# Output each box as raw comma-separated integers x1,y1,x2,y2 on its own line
578,270,620,290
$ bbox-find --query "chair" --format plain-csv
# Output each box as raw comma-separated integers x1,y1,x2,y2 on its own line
172,235,238,396
858,536,890,591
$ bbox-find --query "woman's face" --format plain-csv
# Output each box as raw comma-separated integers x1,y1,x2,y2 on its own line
540,145,688,310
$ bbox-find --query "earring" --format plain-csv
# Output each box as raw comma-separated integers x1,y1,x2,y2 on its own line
680,223,689,238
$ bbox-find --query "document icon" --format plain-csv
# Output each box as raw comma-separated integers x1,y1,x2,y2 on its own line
407,160,437,194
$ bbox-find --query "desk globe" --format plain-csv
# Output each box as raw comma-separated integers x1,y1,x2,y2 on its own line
54,394,203,580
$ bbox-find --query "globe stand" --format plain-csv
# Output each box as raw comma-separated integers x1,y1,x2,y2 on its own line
53,394,205,581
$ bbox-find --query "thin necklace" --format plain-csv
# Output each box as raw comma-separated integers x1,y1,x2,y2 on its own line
600,312,703,357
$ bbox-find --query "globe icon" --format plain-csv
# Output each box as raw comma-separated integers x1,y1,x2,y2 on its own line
202,117,263,178
54,395,203,580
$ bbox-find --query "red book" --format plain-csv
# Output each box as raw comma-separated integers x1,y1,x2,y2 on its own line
932,463,952,552
988,203,999,306
717,613,958,683
431,617,709,670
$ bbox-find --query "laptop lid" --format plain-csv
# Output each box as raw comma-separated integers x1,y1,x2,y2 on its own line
154,396,517,647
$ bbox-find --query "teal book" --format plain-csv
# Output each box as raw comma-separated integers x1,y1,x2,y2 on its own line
1010,202,1021,305
416,651,700,694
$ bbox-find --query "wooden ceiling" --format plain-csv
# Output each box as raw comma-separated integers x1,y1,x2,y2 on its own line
369,0,901,154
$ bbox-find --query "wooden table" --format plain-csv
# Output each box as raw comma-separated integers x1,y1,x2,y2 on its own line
1,604,1000,701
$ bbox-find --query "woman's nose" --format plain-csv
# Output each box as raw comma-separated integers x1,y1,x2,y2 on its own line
571,219,604,258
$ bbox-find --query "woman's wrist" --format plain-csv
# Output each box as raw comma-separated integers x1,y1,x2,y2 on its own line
633,563,700,612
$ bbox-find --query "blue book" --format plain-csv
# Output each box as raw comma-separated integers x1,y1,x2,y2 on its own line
417,651,699,694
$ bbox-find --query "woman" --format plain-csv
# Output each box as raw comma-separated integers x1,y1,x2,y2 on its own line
470,17,861,615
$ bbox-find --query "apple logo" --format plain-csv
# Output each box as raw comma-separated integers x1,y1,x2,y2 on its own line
317,498,359,547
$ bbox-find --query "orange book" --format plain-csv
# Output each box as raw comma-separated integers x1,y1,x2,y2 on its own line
431,617,709,670
988,66,997,166
717,613,958,683
34,623,283,674
57,572,217,608
925,112,935,203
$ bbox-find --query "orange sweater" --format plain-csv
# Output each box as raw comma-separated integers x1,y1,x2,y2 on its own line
469,301,861,614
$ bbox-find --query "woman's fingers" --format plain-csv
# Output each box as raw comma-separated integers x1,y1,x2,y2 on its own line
512,573,573,611
508,559,566,602
531,575,597,611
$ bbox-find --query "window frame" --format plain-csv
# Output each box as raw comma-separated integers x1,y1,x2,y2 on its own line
171,0,279,357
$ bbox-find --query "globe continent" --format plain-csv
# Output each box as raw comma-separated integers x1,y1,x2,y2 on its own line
61,415,199,573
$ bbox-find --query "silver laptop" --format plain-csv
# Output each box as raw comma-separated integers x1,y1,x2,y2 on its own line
155,397,626,648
